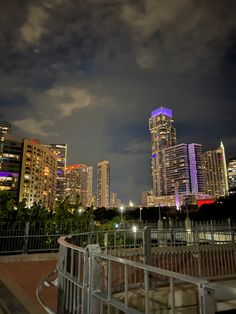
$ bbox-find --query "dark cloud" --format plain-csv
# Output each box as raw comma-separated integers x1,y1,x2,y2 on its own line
1,0,236,203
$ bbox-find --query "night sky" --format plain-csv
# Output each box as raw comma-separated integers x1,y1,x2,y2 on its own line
0,0,236,204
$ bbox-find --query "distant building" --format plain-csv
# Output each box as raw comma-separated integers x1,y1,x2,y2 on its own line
0,134,23,202
203,142,228,197
97,160,110,208
149,107,176,196
65,164,93,208
0,134,57,208
163,143,205,196
110,191,121,208
46,144,67,201
228,158,236,190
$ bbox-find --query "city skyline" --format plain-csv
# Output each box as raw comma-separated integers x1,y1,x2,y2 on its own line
0,0,236,203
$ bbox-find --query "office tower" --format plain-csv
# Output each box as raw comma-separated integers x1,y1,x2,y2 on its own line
19,138,57,208
203,142,228,197
149,107,176,196
163,143,205,196
0,134,23,202
97,160,110,208
0,134,57,207
228,158,236,190
47,144,67,201
65,164,93,208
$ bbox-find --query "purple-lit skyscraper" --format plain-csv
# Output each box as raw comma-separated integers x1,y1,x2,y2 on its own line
149,107,176,196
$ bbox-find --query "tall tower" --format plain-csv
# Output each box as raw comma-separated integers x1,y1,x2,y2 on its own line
203,142,228,197
47,144,67,201
65,164,93,208
149,107,176,196
97,160,110,208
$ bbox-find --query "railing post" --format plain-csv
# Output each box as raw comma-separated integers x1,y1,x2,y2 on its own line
143,226,151,265
82,244,101,314
199,285,215,314
23,221,30,253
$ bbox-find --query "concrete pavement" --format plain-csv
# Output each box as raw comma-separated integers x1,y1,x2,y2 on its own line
0,253,57,314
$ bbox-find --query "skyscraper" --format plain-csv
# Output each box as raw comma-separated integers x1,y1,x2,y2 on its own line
228,158,236,190
65,164,93,208
203,142,228,197
0,134,57,207
47,144,67,201
163,143,205,196
97,160,110,208
149,107,176,196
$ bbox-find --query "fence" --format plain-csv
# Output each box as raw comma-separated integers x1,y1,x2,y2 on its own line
36,223,236,314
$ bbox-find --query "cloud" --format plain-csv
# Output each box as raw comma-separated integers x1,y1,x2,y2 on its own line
13,118,57,137
20,5,49,45
47,86,94,117
121,0,236,71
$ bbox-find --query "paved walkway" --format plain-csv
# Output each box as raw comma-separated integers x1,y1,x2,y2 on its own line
0,254,58,314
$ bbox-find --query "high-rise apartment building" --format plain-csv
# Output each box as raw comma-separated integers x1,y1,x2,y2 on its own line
47,144,67,201
110,191,121,208
228,158,236,190
65,164,93,208
0,121,11,138
203,142,228,197
149,107,176,196
163,143,205,196
0,134,57,208
97,160,110,208
19,138,57,208
0,134,23,202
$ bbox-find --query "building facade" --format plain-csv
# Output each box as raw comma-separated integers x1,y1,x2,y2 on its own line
65,164,93,208
0,121,11,139
47,144,67,201
0,134,23,202
97,160,110,208
149,107,176,196
228,158,236,190
0,134,57,208
163,143,205,196
203,142,228,197
19,138,57,208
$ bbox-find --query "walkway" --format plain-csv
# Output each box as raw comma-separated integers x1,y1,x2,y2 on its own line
0,254,57,314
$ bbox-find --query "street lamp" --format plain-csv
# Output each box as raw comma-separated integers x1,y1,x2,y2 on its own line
120,206,124,224
132,225,137,248
139,207,142,223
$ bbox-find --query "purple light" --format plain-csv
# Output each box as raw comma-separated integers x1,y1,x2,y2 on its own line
152,153,157,158
0,171,19,178
151,107,173,118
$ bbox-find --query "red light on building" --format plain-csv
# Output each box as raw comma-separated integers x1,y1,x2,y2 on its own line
197,199,216,207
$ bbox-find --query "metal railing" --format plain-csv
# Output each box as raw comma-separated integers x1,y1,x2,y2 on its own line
37,224,236,314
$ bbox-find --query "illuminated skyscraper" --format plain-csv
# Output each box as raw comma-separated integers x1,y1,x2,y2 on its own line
228,158,236,190
65,164,93,208
0,134,57,207
97,160,110,208
149,107,176,196
0,134,23,202
203,142,228,197
163,143,205,195
47,144,67,201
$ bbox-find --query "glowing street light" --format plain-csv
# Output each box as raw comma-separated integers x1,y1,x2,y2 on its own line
139,207,142,223
120,205,124,223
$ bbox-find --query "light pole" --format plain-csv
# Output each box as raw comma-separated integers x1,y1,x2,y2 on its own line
139,207,142,223
132,225,137,248
120,206,124,225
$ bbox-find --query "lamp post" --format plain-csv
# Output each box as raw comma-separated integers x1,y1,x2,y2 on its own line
120,206,124,225
139,207,142,223
132,225,137,248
